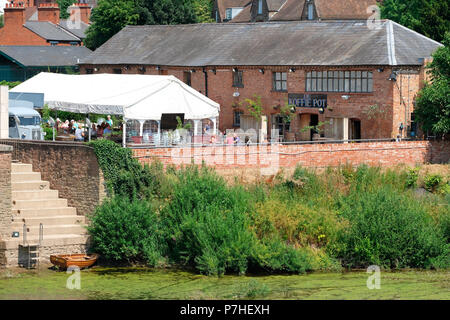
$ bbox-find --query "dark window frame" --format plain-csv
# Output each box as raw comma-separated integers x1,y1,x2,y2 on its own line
113,68,122,74
273,72,287,92
306,70,373,93
233,110,244,127
232,69,244,88
183,71,192,86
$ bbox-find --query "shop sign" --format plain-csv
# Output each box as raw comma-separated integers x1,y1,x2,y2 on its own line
288,94,327,109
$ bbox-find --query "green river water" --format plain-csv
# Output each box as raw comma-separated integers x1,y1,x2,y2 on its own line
0,267,448,300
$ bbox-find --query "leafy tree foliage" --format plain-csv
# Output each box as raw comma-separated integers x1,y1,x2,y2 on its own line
415,33,450,137
380,0,449,43
57,0,74,19
85,0,207,50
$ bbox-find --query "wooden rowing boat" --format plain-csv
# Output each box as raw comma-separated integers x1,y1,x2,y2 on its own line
50,253,99,270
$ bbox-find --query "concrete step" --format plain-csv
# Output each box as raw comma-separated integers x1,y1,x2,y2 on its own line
12,181,50,191
1,234,90,249
11,163,33,173
12,199,68,210
12,190,59,201
11,172,41,183
18,224,87,237
13,207,77,217
12,215,85,226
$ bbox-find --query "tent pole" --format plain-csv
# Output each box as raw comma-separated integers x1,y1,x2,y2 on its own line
88,113,91,142
122,118,127,148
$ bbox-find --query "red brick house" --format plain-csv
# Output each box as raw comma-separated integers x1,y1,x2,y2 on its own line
0,1,91,46
79,20,441,141
215,0,381,23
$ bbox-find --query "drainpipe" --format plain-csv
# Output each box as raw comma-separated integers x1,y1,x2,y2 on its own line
203,67,208,97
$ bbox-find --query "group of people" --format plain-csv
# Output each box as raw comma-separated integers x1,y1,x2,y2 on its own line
55,115,114,142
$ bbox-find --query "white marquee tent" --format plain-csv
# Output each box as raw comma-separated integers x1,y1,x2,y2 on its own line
11,72,220,146
11,72,220,120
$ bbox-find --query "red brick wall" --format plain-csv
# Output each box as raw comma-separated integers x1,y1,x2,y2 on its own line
80,64,425,140
132,141,449,172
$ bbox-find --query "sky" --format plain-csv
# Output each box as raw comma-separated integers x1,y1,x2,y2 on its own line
0,0,6,14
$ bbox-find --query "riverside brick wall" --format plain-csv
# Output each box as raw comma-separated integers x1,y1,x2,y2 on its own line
132,141,449,174
0,140,106,217
0,145,12,266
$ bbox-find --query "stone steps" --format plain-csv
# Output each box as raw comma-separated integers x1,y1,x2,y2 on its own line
11,172,42,182
13,207,78,217
12,223,87,237
1,234,89,250
1,162,90,267
12,199,68,210
12,215,85,226
12,190,59,200
12,181,50,191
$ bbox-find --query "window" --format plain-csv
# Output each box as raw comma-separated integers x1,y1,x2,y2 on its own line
307,3,314,20
233,69,244,87
273,72,287,91
69,42,78,46
306,70,373,93
9,116,16,127
258,0,263,14
49,41,59,46
86,68,93,74
226,8,232,20
113,68,122,74
18,116,40,126
234,110,243,127
274,115,290,134
183,71,191,86
216,10,219,22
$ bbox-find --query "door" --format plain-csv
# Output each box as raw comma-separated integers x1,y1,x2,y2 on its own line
310,114,319,140
350,119,361,140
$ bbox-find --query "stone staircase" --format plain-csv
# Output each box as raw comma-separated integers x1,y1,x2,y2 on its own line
0,163,89,267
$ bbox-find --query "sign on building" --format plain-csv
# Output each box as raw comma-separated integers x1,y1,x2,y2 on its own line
288,94,327,109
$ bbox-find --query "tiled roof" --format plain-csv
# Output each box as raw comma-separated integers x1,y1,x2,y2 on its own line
24,21,81,42
0,45,92,66
59,19,90,39
217,0,252,20
80,20,442,67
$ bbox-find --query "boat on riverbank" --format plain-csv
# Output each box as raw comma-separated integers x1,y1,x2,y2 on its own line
50,253,99,270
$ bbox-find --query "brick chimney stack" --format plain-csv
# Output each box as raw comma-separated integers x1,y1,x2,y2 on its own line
3,3,27,27
69,2,92,25
37,3,60,25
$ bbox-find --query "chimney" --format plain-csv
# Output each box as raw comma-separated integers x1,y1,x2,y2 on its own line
3,3,27,27
69,2,91,25
38,3,60,25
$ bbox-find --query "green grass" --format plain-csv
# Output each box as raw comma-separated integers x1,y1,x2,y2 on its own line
0,268,448,300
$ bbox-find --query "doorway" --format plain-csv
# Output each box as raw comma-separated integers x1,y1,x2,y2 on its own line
350,119,361,140
310,114,319,140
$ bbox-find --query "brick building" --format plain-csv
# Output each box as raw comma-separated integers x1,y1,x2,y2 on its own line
79,20,442,141
0,1,91,46
214,0,380,23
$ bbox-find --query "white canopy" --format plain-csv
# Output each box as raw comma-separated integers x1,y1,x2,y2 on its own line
10,72,220,121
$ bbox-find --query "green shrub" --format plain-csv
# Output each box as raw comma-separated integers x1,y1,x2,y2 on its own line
406,167,420,188
88,196,166,266
331,186,446,269
424,174,443,193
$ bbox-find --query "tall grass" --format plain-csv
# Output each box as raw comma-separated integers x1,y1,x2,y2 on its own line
88,145,450,274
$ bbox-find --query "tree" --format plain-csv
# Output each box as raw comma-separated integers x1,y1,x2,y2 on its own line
57,0,75,19
84,0,141,50
193,0,214,23
380,0,449,43
414,33,450,138
0,14,4,28
85,0,199,50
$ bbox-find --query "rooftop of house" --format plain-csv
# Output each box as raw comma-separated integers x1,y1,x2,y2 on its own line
0,45,92,66
24,21,81,42
218,0,382,23
80,20,442,67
